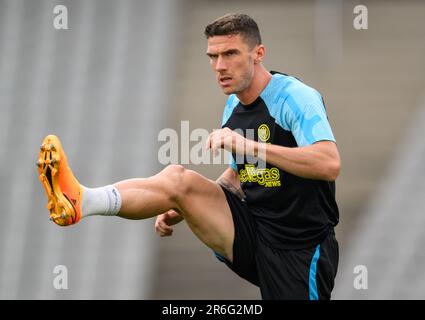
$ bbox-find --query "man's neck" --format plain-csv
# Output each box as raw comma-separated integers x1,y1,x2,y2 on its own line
236,66,272,105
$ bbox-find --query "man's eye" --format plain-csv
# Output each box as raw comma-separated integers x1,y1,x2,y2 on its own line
225,52,234,56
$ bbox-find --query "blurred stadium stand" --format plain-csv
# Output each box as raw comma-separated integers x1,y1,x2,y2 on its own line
0,0,180,299
0,0,425,300
333,94,425,299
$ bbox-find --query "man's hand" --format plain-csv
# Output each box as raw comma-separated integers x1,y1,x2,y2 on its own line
154,210,184,237
206,127,254,156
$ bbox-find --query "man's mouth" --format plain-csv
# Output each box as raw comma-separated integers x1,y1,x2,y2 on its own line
219,75,233,87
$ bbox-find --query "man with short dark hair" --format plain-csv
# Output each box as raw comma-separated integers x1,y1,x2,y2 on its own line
37,13,340,300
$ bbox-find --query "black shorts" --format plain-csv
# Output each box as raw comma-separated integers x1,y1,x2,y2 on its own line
215,186,339,300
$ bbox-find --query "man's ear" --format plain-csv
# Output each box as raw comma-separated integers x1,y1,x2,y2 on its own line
254,45,265,64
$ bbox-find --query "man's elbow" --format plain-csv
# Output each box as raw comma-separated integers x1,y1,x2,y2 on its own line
324,159,341,181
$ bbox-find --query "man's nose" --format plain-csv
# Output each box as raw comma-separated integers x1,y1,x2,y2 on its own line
215,56,227,71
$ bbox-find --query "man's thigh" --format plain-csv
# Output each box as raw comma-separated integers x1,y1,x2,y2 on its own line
215,186,260,287
175,168,235,261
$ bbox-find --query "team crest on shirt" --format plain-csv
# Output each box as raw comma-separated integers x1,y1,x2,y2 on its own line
258,124,270,142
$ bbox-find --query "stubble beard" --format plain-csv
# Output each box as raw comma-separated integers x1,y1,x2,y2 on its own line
225,64,254,96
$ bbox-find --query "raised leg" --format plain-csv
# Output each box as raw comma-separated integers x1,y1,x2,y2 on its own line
114,165,235,261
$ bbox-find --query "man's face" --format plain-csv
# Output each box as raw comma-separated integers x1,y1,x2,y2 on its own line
206,34,257,95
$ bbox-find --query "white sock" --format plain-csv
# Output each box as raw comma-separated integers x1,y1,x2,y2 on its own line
81,185,122,218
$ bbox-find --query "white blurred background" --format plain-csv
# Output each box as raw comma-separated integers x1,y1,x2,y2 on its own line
0,0,424,299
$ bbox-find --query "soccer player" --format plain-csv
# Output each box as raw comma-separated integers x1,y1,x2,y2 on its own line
37,13,340,300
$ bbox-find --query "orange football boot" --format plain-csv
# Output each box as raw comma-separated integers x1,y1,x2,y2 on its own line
37,135,83,226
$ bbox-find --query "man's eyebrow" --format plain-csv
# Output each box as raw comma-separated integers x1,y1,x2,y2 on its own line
224,49,239,54
206,49,240,57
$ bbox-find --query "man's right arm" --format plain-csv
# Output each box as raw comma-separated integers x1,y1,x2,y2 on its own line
216,167,245,201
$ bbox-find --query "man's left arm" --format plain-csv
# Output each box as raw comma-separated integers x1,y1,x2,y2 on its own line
207,128,340,182
207,86,340,182
256,140,340,181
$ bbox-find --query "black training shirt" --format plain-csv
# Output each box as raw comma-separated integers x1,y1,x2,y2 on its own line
221,71,339,249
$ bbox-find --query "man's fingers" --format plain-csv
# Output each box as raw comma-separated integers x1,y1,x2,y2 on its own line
155,216,170,232
158,220,172,232
207,128,239,155
206,133,212,150
156,223,173,237
206,131,217,150
160,229,173,237
157,218,173,236
210,131,224,155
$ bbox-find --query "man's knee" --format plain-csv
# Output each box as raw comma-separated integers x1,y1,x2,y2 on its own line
159,164,193,201
161,164,185,176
